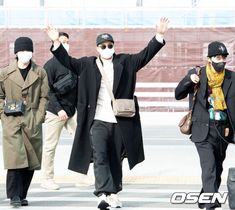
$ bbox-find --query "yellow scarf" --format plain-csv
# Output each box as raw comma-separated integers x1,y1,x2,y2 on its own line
206,63,227,110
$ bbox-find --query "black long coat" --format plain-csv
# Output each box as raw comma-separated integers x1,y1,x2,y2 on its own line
175,66,235,143
52,37,165,174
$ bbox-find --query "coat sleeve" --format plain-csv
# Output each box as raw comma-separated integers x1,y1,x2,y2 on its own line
0,78,5,116
43,61,63,114
50,44,85,76
175,68,196,101
129,36,165,72
0,68,7,117
37,70,49,121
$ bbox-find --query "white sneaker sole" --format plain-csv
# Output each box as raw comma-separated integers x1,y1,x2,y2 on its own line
40,184,60,190
110,204,122,208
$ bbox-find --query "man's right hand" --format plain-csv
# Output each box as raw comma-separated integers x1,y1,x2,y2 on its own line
58,110,69,121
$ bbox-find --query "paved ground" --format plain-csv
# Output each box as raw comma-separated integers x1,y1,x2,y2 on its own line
0,183,231,209
0,112,234,209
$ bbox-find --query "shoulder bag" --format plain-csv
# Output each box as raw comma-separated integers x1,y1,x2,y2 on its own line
4,88,28,116
53,70,77,95
178,66,200,135
96,58,135,118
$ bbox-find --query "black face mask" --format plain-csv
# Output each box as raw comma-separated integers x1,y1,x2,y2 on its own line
211,61,226,72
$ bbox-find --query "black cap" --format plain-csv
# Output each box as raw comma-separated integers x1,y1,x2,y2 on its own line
96,33,114,46
14,37,33,54
207,41,229,57
59,32,69,39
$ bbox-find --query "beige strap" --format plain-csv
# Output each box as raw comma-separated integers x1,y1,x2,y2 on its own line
96,58,115,102
191,66,201,110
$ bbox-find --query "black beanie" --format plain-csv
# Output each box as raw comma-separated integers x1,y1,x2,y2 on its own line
14,37,33,54
96,33,114,46
207,41,228,57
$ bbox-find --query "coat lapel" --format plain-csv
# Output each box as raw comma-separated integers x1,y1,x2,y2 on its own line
199,67,207,99
22,62,39,90
222,69,232,99
95,56,124,96
7,62,24,88
94,58,102,98
7,61,39,90
113,59,123,95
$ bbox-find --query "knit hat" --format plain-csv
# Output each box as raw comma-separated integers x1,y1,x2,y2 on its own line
96,33,114,46
14,37,33,54
207,41,228,57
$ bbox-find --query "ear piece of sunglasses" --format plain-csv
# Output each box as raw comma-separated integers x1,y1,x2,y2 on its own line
100,44,113,50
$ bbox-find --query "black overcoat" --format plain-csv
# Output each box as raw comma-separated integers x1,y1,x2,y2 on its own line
175,66,235,143
52,37,165,174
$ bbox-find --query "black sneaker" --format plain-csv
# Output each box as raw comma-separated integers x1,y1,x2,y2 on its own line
10,196,21,207
97,194,110,210
198,202,205,209
21,199,28,206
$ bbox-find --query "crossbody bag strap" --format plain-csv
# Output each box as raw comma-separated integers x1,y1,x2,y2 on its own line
191,66,201,111
67,68,74,76
96,58,115,102
22,88,29,105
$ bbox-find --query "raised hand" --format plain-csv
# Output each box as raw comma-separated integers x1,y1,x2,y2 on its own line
190,74,200,84
156,17,169,36
46,25,59,42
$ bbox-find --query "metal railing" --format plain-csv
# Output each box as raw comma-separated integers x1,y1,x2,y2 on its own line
135,82,188,112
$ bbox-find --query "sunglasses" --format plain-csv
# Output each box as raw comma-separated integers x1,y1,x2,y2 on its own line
99,44,114,50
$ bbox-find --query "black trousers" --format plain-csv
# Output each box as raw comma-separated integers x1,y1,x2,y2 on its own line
90,120,124,196
6,168,34,199
195,121,232,210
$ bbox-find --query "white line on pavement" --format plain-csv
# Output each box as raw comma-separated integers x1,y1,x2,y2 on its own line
28,187,228,194
3,196,170,203
0,208,200,210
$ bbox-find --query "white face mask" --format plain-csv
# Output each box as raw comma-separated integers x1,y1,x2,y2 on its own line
62,43,70,52
17,51,32,64
98,48,115,60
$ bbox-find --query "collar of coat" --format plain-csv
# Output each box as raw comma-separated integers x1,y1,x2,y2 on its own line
95,55,124,95
6,60,40,90
199,66,232,99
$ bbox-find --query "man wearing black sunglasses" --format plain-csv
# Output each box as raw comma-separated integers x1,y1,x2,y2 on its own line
46,17,169,210
96,34,115,60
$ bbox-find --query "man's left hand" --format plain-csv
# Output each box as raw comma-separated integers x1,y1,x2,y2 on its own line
156,17,170,36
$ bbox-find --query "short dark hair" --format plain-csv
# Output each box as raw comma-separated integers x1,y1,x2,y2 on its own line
59,32,69,39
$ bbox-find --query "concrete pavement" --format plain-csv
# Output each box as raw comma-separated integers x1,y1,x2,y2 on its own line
0,183,231,209
0,112,234,209
0,112,235,185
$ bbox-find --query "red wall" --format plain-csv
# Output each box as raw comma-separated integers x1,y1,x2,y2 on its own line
0,27,235,82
